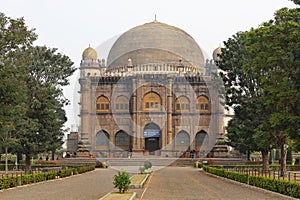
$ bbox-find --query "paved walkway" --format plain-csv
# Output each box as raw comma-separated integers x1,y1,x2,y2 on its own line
0,168,116,200
0,167,297,200
141,167,296,200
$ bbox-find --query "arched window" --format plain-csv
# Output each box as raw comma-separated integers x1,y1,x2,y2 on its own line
96,96,110,113
115,131,129,147
175,96,190,112
195,131,208,146
196,96,209,112
175,131,190,146
142,92,161,111
115,96,129,111
96,130,109,147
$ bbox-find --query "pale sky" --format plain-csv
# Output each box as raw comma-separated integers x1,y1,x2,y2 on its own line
1,0,297,133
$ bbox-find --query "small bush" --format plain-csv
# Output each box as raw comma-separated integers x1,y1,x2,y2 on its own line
144,160,152,169
0,164,16,171
77,165,95,174
58,169,73,178
95,161,104,168
139,167,145,174
113,171,131,193
194,162,203,168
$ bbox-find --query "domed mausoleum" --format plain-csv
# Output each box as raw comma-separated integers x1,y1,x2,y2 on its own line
77,20,224,158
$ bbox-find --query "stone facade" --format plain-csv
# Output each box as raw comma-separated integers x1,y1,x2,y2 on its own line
78,20,224,158
66,132,79,153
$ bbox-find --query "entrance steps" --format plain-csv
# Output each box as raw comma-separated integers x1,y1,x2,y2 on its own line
57,157,246,170
98,157,246,168
98,157,178,167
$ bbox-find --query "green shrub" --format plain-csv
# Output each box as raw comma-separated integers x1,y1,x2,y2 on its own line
73,168,78,175
113,171,131,193
144,160,152,169
139,167,145,174
0,164,16,171
57,165,94,178
0,166,93,191
44,171,56,180
0,176,20,189
21,174,34,185
77,165,95,174
33,173,45,182
95,161,104,168
58,169,73,178
0,171,56,190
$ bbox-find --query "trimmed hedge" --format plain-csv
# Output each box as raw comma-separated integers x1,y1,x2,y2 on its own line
204,164,300,171
77,165,95,174
248,176,300,198
203,166,248,184
58,168,73,178
203,166,300,198
0,165,95,190
57,165,95,178
0,164,16,171
0,171,56,190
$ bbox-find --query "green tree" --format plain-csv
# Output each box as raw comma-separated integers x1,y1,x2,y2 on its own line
241,6,300,175
0,12,36,172
217,30,274,170
44,107,67,160
218,3,300,173
16,45,75,172
0,12,76,172
290,0,300,5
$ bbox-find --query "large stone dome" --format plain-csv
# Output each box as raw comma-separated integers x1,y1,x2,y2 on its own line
107,20,205,70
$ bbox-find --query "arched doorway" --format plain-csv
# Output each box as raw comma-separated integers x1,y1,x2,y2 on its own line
115,130,130,150
175,131,190,151
144,123,161,155
96,130,110,150
195,130,209,157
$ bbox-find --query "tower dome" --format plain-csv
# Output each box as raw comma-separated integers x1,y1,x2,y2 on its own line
212,47,222,61
82,46,98,60
106,20,205,70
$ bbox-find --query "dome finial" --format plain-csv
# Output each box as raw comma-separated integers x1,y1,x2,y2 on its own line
154,14,157,22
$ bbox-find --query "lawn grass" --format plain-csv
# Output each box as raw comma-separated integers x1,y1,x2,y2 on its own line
130,174,148,185
101,192,134,200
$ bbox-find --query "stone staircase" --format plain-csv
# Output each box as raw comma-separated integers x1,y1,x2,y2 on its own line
57,157,246,171
98,157,179,167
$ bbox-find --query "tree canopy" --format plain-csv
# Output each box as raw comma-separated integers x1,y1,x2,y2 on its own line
218,3,300,171
0,12,76,172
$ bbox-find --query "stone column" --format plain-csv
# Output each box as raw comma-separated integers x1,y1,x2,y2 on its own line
167,77,173,148
79,77,91,146
131,77,139,150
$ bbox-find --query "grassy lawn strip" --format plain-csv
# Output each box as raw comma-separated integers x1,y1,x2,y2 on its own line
101,192,134,200
130,174,148,185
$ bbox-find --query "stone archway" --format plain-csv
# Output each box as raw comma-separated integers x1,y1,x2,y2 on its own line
143,123,161,155
195,130,209,157
96,130,110,150
115,130,130,150
175,130,190,151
